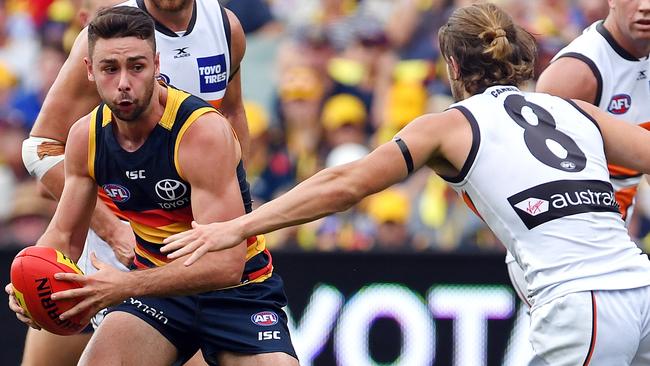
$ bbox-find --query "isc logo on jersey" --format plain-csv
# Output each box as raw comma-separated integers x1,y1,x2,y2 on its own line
251,311,278,326
103,184,130,203
197,54,227,93
607,94,631,114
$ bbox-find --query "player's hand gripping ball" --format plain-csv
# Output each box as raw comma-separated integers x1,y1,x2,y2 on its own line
10,246,89,335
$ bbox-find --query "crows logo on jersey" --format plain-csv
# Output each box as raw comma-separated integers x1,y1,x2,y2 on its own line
508,179,619,229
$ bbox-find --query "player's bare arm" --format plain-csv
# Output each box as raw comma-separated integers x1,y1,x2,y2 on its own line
7,115,98,329
535,57,598,103
31,29,101,143
161,108,471,264
577,100,650,171
52,112,248,323
27,27,135,265
38,117,98,258
219,8,250,162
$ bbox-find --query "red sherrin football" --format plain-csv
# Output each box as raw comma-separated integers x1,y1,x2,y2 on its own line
10,246,88,335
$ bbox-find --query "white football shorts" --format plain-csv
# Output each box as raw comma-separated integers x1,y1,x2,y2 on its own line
527,287,650,366
78,227,130,329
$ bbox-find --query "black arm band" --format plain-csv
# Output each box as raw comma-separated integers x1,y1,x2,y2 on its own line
393,137,414,174
228,65,241,82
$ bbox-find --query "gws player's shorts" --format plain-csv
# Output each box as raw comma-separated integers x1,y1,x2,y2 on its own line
108,272,297,365
78,227,130,328
528,287,650,366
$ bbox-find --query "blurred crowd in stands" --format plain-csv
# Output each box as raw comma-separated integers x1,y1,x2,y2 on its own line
3,0,650,254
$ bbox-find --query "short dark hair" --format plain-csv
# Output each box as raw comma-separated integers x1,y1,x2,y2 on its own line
88,6,156,57
438,3,536,95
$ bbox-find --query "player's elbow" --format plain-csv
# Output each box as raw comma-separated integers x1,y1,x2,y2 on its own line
229,262,246,286
217,256,246,288
323,167,368,213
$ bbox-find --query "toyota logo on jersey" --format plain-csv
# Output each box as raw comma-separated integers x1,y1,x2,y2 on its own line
155,179,187,201
607,94,631,114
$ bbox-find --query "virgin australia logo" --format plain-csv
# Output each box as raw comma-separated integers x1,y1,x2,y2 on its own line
508,180,619,229
155,179,187,201
514,198,549,216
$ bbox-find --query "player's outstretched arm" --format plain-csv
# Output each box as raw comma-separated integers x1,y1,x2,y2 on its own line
577,100,650,172
161,110,465,265
535,57,598,103
219,8,250,162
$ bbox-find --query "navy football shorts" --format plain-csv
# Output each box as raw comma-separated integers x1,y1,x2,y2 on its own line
107,272,297,365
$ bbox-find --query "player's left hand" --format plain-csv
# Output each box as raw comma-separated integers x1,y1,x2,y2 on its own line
51,252,130,324
161,220,244,266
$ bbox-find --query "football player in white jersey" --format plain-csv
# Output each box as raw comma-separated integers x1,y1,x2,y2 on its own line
504,0,650,313
162,3,650,365
15,0,248,365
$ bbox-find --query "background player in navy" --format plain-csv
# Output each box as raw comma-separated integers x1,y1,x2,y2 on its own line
18,0,250,364
162,3,650,365
9,7,296,366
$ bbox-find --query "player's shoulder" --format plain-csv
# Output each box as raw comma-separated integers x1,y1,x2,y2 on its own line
536,56,599,102
65,112,94,159
69,112,93,140
176,109,241,168
174,90,230,139
554,21,606,56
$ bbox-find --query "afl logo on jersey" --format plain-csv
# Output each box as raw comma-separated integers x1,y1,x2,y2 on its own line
102,184,130,203
251,311,278,326
157,73,171,85
607,94,631,114
155,179,187,201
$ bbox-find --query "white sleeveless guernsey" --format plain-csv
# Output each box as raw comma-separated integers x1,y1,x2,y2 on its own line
447,86,650,310
120,0,232,107
553,20,650,220
504,21,650,268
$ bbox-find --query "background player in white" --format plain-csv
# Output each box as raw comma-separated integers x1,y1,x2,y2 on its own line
500,0,650,306
504,1,650,360
162,3,650,365
18,0,248,365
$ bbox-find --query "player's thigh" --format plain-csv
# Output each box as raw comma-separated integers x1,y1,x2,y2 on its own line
506,259,530,306
22,327,91,366
627,286,650,366
632,331,650,366
183,351,209,366
217,351,299,366
78,311,177,366
529,290,639,366
586,289,644,365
